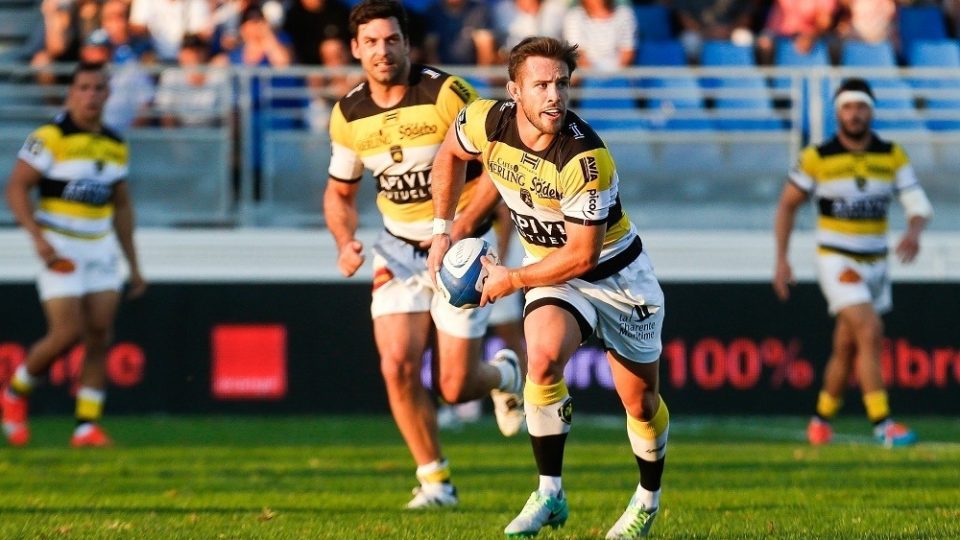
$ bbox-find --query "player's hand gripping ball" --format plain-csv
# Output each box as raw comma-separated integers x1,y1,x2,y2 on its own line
437,237,498,308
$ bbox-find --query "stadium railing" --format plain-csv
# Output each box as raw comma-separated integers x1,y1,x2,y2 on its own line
0,64,959,231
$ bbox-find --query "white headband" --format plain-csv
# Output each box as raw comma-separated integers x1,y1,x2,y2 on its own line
834,90,874,110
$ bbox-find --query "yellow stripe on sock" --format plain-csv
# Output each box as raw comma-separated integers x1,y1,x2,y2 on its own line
816,391,843,419
524,377,568,406
418,466,451,484
863,391,890,423
75,397,104,421
627,396,670,439
10,377,33,396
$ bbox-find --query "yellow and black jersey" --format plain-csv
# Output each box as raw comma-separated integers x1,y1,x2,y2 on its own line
789,134,921,259
17,112,128,239
454,98,638,266
328,65,481,242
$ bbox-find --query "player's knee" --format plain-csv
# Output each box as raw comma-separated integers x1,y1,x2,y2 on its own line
525,346,565,384
624,389,660,421
437,373,469,404
379,354,419,386
47,323,83,350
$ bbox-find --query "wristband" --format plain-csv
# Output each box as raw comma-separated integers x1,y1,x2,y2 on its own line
432,218,453,235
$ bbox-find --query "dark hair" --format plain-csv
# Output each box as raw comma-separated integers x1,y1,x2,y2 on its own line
349,0,408,40
181,33,208,50
240,5,264,24
834,78,875,101
70,61,107,85
508,37,578,82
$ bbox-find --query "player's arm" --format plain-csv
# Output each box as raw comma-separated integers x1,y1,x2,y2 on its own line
892,147,933,264
112,181,147,299
5,159,57,265
323,178,364,277
427,116,479,281
481,221,604,306
772,182,808,302
450,172,500,241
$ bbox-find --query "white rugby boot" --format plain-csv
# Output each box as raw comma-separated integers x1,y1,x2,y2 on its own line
489,349,525,437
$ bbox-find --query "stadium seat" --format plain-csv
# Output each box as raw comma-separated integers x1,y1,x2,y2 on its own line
577,78,645,130
634,4,673,42
642,76,714,130
773,39,829,134
637,40,686,66
898,6,948,56
841,41,897,67
905,41,960,130
700,41,782,130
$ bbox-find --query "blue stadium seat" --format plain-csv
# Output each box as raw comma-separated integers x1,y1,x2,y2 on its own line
642,76,714,130
898,6,948,56
907,41,960,130
577,78,645,130
634,5,673,42
700,41,782,130
841,41,897,67
637,40,686,66
774,39,829,67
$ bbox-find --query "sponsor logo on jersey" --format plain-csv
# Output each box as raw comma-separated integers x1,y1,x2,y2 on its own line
449,78,473,103
421,67,441,79
390,145,403,163
584,188,599,217
62,178,113,205
855,176,867,191
356,129,392,152
22,135,43,156
520,189,533,208
488,157,526,186
579,156,598,184
521,153,540,170
95,160,105,173
499,101,516,112
510,211,566,246
398,122,438,140
569,122,584,140
377,170,432,204
530,177,562,200
826,196,889,220
384,111,399,124
618,305,658,340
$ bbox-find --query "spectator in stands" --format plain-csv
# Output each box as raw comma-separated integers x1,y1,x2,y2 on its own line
672,0,764,62
130,0,212,63
213,5,292,67
834,0,898,47
284,0,351,66
756,0,838,64
156,34,228,127
563,0,637,71
492,0,567,60
210,0,285,56
100,0,155,64
79,29,155,133
423,0,498,65
30,0,102,80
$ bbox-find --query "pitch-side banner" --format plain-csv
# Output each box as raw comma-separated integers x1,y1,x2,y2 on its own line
0,283,958,415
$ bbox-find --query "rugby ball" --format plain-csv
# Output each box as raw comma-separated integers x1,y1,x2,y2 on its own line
437,238,498,308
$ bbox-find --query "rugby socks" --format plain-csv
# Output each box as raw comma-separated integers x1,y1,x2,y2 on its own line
416,458,453,489
863,390,891,425
8,365,37,397
815,391,843,422
525,377,572,496
494,357,518,392
75,387,105,427
626,396,669,511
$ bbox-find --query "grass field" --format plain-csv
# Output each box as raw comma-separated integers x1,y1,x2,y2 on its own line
1,415,959,539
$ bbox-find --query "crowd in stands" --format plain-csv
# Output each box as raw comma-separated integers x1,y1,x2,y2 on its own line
14,0,960,132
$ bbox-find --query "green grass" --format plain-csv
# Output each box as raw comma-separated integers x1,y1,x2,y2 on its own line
1,416,959,539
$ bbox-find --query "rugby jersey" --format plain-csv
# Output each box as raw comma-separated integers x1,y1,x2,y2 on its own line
454,98,638,265
328,65,481,242
17,112,128,239
789,134,921,259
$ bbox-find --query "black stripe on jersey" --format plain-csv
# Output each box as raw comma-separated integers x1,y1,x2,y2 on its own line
564,196,623,226
335,64,459,123
817,196,889,220
52,111,124,143
579,236,643,282
818,244,888,258
483,101,608,171
39,177,113,206
817,133,893,157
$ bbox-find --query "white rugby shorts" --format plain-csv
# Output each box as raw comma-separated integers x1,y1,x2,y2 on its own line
816,252,891,316
37,230,123,301
523,249,664,363
370,229,495,339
